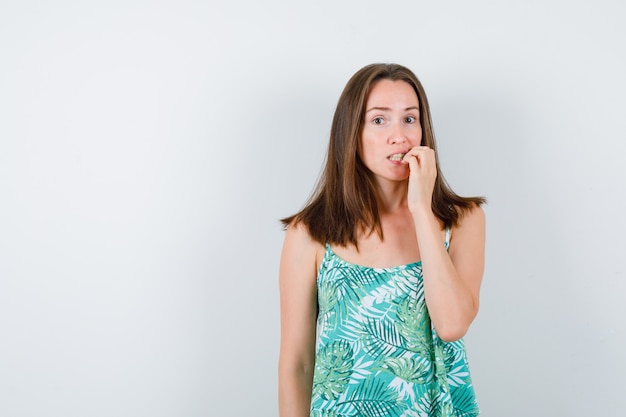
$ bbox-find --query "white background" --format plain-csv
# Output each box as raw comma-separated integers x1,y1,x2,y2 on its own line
1,0,625,416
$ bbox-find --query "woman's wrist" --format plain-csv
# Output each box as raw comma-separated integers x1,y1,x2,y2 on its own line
409,203,436,224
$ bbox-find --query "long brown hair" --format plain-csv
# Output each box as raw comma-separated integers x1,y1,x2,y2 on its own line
281,63,485,247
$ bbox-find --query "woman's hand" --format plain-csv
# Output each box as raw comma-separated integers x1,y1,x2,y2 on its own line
403,146,437,213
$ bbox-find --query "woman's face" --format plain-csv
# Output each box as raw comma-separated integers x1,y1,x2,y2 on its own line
359,79,422,184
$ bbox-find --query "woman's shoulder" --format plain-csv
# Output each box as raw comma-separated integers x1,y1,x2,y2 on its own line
282,220,326,271
458,203,485,224
449,203,485,253
452,202,485,231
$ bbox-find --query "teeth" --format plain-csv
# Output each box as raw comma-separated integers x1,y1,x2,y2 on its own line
389,153,405,161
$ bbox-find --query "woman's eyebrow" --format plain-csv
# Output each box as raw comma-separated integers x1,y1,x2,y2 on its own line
365,106,419,113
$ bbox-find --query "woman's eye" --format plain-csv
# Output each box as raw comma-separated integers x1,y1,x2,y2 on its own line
373,117,384,125
405,116,416,123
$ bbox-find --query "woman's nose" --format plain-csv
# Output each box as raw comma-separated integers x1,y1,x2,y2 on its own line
389,129,406,144
388,122,406,144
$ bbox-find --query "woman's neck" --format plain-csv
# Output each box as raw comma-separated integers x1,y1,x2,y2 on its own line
375,179,409,212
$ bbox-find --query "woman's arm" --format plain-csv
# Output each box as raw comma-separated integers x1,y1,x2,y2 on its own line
403,146,486,342
412,205,485,342
278,222,319,416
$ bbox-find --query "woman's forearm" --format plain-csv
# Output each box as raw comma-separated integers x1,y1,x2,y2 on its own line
412,208,481,341
278,365,313,417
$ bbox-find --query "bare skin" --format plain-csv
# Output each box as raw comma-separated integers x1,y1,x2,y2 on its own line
278,79,486,416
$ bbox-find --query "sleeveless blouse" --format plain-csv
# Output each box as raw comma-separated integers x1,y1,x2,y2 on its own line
310,230,479,416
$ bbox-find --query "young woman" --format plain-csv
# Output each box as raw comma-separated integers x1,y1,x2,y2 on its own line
278,63,486,417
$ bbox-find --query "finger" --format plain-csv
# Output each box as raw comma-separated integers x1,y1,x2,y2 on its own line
403,151,424,168
402,150,420,164
406,154,420,173
403,146,430,159
405,147,434,165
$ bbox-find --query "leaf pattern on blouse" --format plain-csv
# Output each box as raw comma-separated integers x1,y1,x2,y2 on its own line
310,241,479,417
